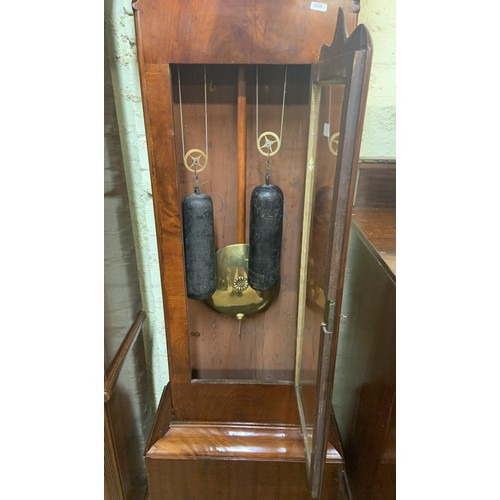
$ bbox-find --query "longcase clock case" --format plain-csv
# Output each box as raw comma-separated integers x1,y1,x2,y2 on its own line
134,1,372,498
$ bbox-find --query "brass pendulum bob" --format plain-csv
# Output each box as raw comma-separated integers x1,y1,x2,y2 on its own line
205,243,279,316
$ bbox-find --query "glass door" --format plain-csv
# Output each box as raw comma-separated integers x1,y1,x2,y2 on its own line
295,9,373,499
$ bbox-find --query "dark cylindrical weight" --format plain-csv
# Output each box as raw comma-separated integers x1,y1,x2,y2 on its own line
182,189,216,300
248,179,284,291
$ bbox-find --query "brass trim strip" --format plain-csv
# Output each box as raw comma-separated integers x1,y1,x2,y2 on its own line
295,82,321,387
295,385,311,474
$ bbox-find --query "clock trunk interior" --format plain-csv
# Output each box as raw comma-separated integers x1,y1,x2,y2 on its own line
173,63,338,383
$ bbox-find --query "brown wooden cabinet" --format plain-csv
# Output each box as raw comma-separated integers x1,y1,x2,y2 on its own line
333,166,396,499
133,1,372,498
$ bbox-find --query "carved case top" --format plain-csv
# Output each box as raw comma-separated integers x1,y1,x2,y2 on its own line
134,0,359,64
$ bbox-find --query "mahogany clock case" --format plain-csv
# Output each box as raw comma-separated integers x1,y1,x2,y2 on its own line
133,2,372,499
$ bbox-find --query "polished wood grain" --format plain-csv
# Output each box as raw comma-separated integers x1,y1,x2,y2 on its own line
146,458,342,500
146,388,346,499
148,422,341,461
134,0,358,65
372,399,395,500
354,160,396,209
145,384,174,454
138,63,191,385
352,208,396,277
174,382,300,423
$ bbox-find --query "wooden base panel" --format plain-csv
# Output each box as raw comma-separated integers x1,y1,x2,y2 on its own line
147,422,341,463
146,385,346,499
146,458,343,500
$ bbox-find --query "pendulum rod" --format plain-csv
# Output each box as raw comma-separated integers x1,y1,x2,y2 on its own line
295,84,321,387
237,65,247,244
236,66,247,337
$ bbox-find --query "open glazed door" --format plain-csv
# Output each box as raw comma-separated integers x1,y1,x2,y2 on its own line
295,9,372,499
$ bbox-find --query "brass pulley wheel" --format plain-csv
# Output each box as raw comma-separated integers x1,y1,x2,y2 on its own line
257,132,281,157
183,149,208,172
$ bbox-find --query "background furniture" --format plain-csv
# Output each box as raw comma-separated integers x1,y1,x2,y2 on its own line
333,160,396,499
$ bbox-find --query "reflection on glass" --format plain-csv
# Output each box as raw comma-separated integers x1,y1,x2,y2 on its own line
307,185,334,312
296,34,373,496
296,82,345,474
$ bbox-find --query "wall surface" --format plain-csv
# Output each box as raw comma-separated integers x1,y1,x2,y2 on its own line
105,44,155,498
358,0,396,159
104,0,168,404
